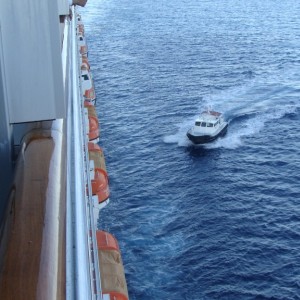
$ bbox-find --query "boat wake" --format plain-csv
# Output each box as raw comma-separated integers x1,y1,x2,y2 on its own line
164,103,297,149
163,118,193,147
164,84,298,149
209,104,297,149
164,65,300,149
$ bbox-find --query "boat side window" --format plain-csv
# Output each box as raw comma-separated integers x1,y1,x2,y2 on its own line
195,121,201,126
207,123,213,127
201,122,207,127
82,74,89,80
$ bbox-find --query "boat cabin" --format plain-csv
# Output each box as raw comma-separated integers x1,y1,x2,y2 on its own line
187,110,228,144
195,120,220,128
193,111,222,134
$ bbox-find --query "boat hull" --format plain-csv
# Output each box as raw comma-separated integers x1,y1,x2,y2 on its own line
187,123,228,144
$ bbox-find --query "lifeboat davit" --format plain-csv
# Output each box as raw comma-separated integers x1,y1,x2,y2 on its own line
88,143,109,206
81,70,96,104
84,102,100,143
96,231,129,300
78,34,88,55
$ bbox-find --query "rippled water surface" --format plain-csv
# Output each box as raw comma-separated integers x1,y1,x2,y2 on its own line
80,0,300,298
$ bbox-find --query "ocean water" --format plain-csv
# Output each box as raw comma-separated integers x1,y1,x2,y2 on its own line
80,0,300,299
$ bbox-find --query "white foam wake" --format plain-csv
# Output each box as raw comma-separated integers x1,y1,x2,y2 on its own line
163,117,194,147
164,103,297,149
164,65,300,149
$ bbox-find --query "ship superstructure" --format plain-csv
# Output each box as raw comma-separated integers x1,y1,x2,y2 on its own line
0,1,128,299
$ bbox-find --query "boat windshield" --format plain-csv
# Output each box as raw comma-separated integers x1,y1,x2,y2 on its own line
195,121,216,127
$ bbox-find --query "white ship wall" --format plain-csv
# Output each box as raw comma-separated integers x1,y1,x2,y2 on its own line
0,0,65,123
0,43,13,221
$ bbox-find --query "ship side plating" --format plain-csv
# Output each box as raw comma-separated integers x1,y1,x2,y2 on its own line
0,1,128,299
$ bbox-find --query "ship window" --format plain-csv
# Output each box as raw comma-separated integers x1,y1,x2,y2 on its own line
195,121,201,126
201,122,207,127
82,74,89,80
207,123,213,127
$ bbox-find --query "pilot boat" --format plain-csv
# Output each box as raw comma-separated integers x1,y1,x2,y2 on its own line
187,110,228,144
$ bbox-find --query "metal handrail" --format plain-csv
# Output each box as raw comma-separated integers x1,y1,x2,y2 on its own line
65,6,102,299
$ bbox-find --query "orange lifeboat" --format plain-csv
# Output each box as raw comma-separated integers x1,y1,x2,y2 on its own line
84,102,100,143
88,142,107,173
80,45,88,55
84,87,95,103
78,34,88,55
77,24,85,36
88,143,109,204
92,169,109,203
73,0,87,7
81,56,90,71
96,231,129,300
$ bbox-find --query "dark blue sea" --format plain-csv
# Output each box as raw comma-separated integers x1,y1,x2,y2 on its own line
80,1,300,299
